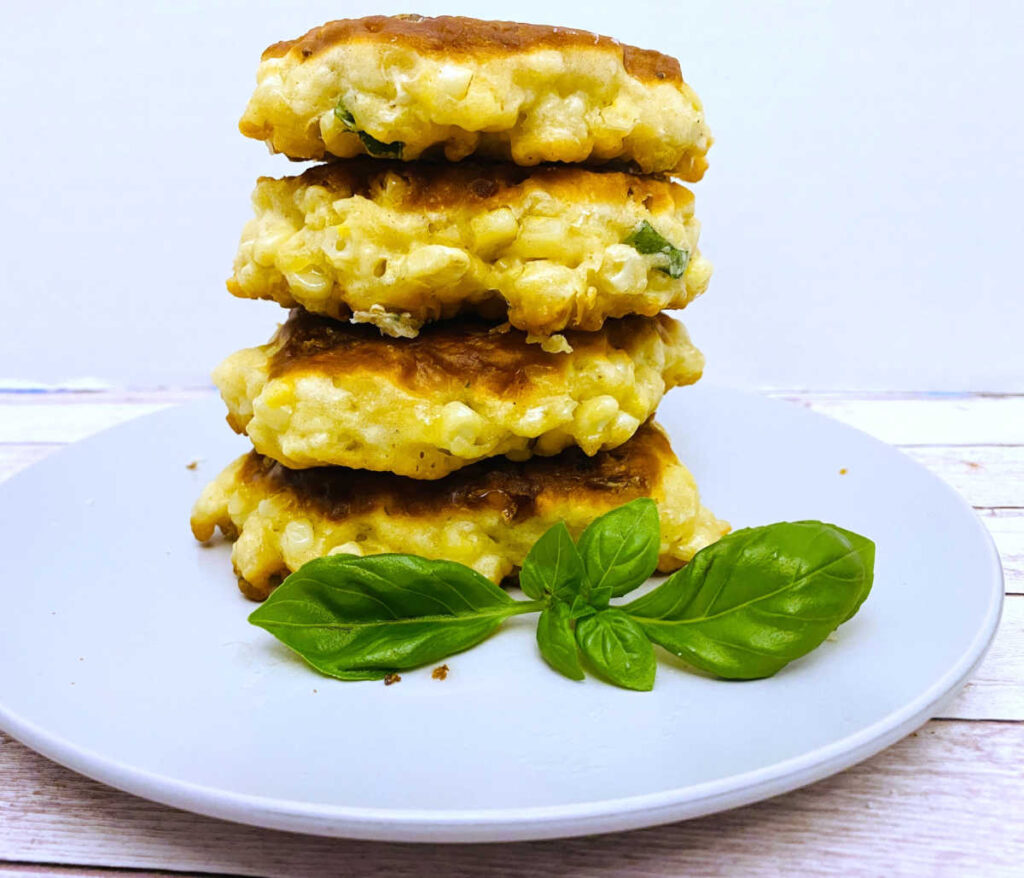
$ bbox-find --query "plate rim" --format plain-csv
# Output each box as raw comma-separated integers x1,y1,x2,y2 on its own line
0,391,1005,842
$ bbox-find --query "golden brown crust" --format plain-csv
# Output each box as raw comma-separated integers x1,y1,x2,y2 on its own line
216,309,702,478
261,15,682,84
240,14,710,174
267,309,679,397
292,159,691,214
268,311,554,393
237,419,670,525
191,421,730,593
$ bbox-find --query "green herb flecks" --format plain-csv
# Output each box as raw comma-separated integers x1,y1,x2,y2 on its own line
249,502,875,690
625,220,690,278
334,98,404,159
333,100,357,129
356,131,404,158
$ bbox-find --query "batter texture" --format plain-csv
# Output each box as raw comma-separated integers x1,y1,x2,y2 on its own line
214,310,704,478
229,161,712,337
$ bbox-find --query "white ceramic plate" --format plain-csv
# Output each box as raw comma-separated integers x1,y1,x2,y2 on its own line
0,388,1002,842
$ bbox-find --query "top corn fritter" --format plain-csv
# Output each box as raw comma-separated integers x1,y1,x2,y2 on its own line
239,15,711,178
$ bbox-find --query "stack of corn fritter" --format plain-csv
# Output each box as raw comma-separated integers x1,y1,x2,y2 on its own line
191,15,729,601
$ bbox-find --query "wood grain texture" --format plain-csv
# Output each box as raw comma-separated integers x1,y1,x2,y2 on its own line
901,446,1024,509
0,390,1020,876
778,391,1024,445
938,597,1023,720
981,509,1024,593
0,724,1020,877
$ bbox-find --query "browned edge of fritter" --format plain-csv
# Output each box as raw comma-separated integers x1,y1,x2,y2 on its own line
260,14,682,83
265,310,676,395
273,159,691,214
237,419,671,524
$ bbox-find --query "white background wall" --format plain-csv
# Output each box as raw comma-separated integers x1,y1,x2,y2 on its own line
0,1,1020,390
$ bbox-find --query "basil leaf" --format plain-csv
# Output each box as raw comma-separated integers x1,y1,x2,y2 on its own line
357,131,404,158
623,521,875,680
569,594,597,621
334,98,404,158
333,99,357,129
248,554,536,678
328,669,391,681
536,600,584,681
576,498,660,599
575,608,656,691
832,525,876,622
624,220,690,278
519,521,585,601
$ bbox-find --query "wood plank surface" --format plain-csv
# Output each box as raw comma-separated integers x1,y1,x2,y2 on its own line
981,509,1024,592
0,723,1020,877
901,446,1024,509
779,391,1024,445
939,597,1023,720
0,390,1020,876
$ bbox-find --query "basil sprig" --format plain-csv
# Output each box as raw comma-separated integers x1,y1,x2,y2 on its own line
334,98,404,158
624,220,690,278
249,502,875,690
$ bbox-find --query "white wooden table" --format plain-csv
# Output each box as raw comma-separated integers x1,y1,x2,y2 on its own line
0,389,1020,877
